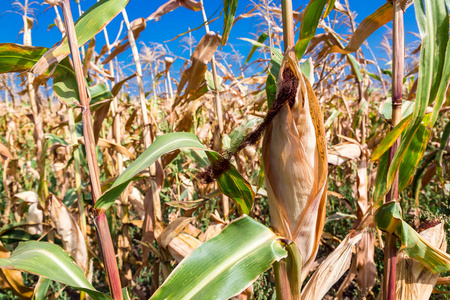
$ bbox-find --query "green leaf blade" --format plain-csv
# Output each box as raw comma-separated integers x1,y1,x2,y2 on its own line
295,0,328,59
375,203,450,274
206,152,254,215
95,132,207,211
222,0,239,46
0,241,111,300
150,216,287,300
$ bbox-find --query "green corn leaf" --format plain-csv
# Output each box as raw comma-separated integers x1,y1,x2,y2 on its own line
32,277,51,300
150,216,287,300
33,0,130,75
222,0,239,46
397,114,432,192
89,83,113,107
244,32,268,64
95,132,207,211
375,202,450,273
266,71,277,107
371,115,412,161
436,121,450,187
295,0,328,59
0,241,111,300
206,152,254,215
385,0,450,192
379,99,416,121
323,0,336,18
373,151,389,203
346,53,363,83
0,43,78,103
95,133,254,214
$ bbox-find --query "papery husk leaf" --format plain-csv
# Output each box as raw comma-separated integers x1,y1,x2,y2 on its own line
328,142,361,166
147,0,202,21
14,191,43,235
356,228,377,296
375,202,450,273
167,233,203,263
160,217,194,249
302,231,363,300
48,194,88,272
176,32,221,100
396,222,447,299
262,52,328,281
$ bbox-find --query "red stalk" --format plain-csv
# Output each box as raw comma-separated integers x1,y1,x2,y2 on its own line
60,1,123,299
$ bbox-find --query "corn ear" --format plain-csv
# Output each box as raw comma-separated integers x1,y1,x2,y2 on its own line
262,52,328,281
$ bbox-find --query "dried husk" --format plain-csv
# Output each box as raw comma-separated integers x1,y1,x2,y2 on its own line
167,233,203,263
396,222,447,299
262,53,328,281
302,231,363,300
48,194,88,272
14,191,43,235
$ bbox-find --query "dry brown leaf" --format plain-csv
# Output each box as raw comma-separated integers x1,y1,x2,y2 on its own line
396,222,447,299
147,0,202,21
176,32,222,100
142,181,164,262
0,242,34,299
160,217,194,249
356,229,377,297
77,137,135,160
0,143,13,161
14,191,43,235
128,187,145,218
302,231,363,300
437,276,450,285
92,100,112,144
167,233,202,263
48,194,88,272
203,223,225,242
262,52,328,281
329,3,395,54
328,142,361,166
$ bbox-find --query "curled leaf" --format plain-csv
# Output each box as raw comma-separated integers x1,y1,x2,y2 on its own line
375,202,450,273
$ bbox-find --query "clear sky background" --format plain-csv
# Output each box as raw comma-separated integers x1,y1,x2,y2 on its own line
0,0,420,82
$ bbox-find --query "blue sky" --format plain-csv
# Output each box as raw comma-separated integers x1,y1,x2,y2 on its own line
0,0,420,81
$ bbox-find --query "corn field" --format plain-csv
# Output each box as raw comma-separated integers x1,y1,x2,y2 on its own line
0,0,449,299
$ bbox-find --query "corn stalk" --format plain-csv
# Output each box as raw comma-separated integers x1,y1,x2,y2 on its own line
383,1,404,299
59,0,122,298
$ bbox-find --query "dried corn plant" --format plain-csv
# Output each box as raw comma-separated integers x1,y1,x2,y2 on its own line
0,0,449,299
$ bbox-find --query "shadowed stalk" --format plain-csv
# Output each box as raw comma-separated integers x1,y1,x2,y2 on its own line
59,0,123,298
383,1,404,299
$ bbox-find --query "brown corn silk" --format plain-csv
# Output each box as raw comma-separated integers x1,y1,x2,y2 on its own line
262,53,328,281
